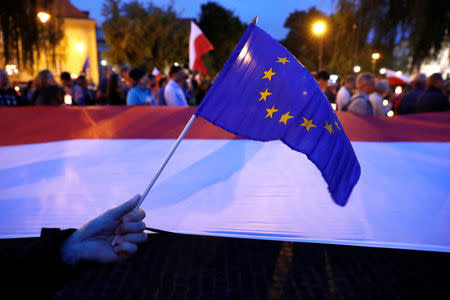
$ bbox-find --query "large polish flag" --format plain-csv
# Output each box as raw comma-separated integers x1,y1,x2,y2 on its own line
189,21,213,76
0,107,449,252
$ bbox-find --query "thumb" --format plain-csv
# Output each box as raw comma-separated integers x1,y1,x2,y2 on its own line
108,194,141,220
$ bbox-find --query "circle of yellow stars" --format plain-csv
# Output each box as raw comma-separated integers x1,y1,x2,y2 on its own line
259,55,342,135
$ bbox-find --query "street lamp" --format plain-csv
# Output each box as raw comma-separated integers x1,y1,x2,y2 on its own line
37,12,51,23
312,20,326,70
353,65,361,73
371,52,380,72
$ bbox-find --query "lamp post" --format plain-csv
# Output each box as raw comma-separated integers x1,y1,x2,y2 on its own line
371,52,380,73
312,21,326,70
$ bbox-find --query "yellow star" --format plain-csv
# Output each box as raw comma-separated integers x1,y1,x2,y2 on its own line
334,120,341,130
279,111,294,125
300,117,317,132
265,105,279,119
259,88,272,102
262,67,276,80
324,121,334,135
276,56,290,64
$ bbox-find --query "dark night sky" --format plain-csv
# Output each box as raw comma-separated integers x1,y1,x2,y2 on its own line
71,0,334,40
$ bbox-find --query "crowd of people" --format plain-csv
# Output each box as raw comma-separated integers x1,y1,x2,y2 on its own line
1,66,449,115
314,70,450,116
0,65,212,108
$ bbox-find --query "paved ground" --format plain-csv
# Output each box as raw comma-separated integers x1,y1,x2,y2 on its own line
46,233,450,299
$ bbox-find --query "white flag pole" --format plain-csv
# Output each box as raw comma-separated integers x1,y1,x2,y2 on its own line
112,114,197,246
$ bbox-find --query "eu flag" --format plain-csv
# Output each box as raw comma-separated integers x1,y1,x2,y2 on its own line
195,24,360,206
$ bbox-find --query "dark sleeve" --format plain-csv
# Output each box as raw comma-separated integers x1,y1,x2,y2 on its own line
2,228,82,298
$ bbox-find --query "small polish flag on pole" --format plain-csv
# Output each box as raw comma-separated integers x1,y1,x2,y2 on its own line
189,21,213,76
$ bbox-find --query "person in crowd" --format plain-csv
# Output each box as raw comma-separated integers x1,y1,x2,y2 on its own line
31,70,64,105
398,73,426,114
96,66,113,105
164,65,188,106
21,80,35,105
147,74,158,104
120,65,131,100
77,75,95,105
196,78,212,105
315,70,334,102
157,77,167,105
369,80,392,116
336,75,355,111
347,73,375,115
107,73,126,105
0,69,21,106
3,194,147,298
126,67,156,105
416,73,449,113
61,72,84,105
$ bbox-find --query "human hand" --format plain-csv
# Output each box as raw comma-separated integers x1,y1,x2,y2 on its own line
61,194,147,265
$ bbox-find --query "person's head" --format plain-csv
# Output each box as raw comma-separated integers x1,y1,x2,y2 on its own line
158,77,167,88
374,80,389,97
35,70,56,90
0,70,10,88
356,73,375,94
60,71,72,85
410,73,427,89
426,73,444,90
316,70,330,90
342,75,356,90
129,67,148,87
120,65,130,80
169,65,187,83
77,75,87,87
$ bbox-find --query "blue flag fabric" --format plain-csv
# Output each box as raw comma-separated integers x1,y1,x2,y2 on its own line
195,24,360,206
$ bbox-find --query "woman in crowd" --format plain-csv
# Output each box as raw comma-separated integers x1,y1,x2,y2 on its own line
32,70,64,105
126,67,156,105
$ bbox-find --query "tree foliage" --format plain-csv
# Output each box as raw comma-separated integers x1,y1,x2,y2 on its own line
282,0,449,74
102,0,188,70
0,0,63,72
197,2,247,76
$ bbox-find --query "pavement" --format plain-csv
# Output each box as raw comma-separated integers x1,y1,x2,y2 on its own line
48,233,450,299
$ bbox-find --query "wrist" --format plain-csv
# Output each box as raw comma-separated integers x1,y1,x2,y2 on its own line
60,231,82,266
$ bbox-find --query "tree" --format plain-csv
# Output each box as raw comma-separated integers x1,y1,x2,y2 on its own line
102,0,189,70
0,0,63,72
198,2,247,76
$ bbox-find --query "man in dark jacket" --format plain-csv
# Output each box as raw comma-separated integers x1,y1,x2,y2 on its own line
416,73,450,113
398,73,426,114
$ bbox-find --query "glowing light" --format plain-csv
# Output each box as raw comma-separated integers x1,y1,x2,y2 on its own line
395,86,402,95
37,12,50,23
14,86,20,92
312,21,326,35
383,99,389,106
387,110,394,117
75,43,84,52
396,71,402,75
101,59,107,66
64,94,72,105
353,65,361,73
379,68,386,75
372,52,381,60
331,103,337,111
173,62,179,67
5,64,17,76
71,73,78,79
